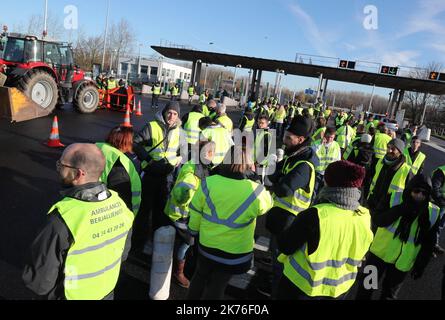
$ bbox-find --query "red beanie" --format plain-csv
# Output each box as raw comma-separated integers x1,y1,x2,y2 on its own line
324,161,366,188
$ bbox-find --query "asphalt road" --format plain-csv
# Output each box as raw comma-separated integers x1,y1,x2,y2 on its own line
0,97,444,300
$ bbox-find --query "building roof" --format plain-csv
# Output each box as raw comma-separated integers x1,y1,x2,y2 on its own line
151,46,445,95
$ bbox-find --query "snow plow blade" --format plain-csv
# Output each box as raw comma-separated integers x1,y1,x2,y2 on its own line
0,86,52,123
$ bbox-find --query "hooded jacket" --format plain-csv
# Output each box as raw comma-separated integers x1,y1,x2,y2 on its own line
373,174,439,274
133,109,182,176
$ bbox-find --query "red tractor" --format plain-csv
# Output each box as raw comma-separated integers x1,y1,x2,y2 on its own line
0,31,100,122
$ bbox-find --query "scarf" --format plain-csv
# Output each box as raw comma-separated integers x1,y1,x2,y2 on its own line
314,187,362,211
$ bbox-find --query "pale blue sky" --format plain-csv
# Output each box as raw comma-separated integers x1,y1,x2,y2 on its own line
2,0,445,98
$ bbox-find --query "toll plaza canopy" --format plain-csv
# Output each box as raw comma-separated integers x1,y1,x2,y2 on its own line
151,46,445,95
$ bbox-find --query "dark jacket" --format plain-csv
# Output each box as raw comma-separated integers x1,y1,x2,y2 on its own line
350,142,374,169
239,112,255,131
373,174,439,275
432,169,445,208
22,183,132,300
133,111,182,177
266,139,316,235
367,155,413,214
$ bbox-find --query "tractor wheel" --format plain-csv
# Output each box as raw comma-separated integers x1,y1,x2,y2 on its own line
74,83,99,114
17,70,58,112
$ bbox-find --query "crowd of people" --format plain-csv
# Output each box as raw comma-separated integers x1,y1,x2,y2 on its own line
21,89,445,301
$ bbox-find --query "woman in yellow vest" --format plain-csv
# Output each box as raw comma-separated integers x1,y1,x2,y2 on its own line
164,140,216,288
356,174,441,300
276,161,373,300
187,145,274,300
97,126,142,215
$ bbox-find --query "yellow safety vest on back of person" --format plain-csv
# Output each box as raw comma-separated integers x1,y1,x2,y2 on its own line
403,148,426,175
373,132,392,159
188,175,274,256
274,160,315,216
201,125,233,165
141,121,180,168
368,159,411,206
279,204,373,298
217,115,233,133
336,125,355,149
172,87,179,96
243,116,255,132
184,112,204,145
188,87,194,96
371,203,440,272
96,143,141,215
50,191,134,300
153,86,161,95
343,137,361,160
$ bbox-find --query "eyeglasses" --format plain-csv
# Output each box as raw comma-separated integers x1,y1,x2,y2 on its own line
56,160,80,171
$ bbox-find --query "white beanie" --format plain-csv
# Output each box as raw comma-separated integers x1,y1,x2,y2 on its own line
361,134,372,144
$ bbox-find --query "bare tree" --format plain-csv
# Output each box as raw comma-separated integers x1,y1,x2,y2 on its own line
108,19,136,71
12,11,66,40
404,61,443,124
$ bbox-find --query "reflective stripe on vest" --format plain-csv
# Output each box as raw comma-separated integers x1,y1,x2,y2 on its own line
336,125,354,149
142,121,180,168
369,160,411,206
184,112,204,144
403,148,426,175
254,129,273,166
96,143,142,215
313,141,341,174
164,162,200,222
199,246,253,266
281,204,373,298
274,160,315,216
373,132,392,159
343,137,361,160
371,203,440,272
51,191,134,300
201,125,233,165
197,179,265,229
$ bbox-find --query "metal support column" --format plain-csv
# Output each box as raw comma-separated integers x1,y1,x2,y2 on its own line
392,90,405,118
316,73,324,100
249,69,258,99
254,70,263,100
195,62,203,92
322,79,328,101
388,89,399,117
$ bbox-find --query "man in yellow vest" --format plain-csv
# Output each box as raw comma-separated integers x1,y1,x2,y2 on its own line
23,144,134,300
276,161,373,300
312,127,342,195
403,136,426,175
132,102,183,252
151,81,162,109
356,174,441,300
239,108,256,133
107,75,118,90
370,123,392,172
182,105,205,159
336,118,356,156
170,83,180,101
215,103,234,134
367,139,413,225
255,114,275,185
188,85,195,105
266,115,316,298
432,165,445,257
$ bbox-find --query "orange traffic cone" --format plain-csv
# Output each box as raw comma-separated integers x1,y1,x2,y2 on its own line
135,100,143,116
45,116,65,148
121,106,133,128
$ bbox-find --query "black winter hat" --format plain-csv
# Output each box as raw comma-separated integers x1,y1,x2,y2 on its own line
286,115,313,138
163,101,181,117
